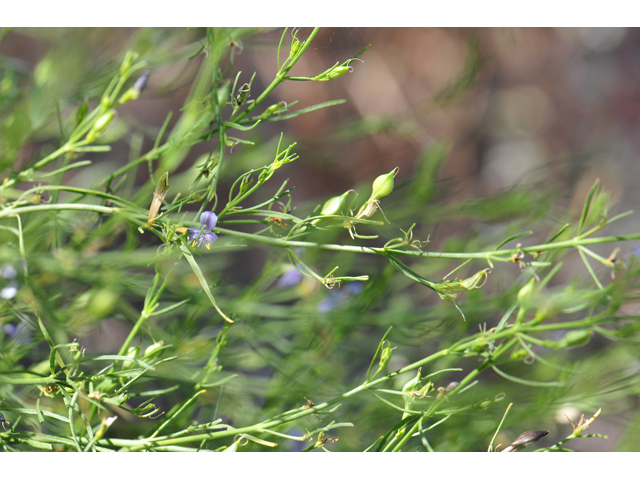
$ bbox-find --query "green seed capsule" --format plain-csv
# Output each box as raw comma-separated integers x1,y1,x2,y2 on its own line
143,340,164,360
517,278,536,305
458,268,491,290
325,66,351,80
562,329,592,347
541,329,592,350
122,345,140,369
264,101,287,116
370,168,397,201
320,191,351,216
509,349,529,362
437,269,491,294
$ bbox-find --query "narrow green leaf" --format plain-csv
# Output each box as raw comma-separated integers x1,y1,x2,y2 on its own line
546,223,570,244
149,389,207,439
373,393,423,414
35,313,55,349
154,111,173,150
224,119,261,131
199,374,239,388
578,247,604,290
150,297,191,316
422,367,463,379
92,355,154,370
25,438,53,450
488,403,513,451
179,243,234,323
491,366,564,387
73,145,112,152
495,230,533,251
365,326,393,382
255,99,346,123
5,407,69,423
578,178,600,235
495,302,518,333
36,397,45,424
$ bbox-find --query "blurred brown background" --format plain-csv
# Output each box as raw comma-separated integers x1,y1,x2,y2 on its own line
4,27,639,217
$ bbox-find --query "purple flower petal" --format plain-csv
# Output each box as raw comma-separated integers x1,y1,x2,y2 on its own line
200,211,218,232
0,264,17,279
187,211,219,249
188,227,218,249
188,227,201,242
278,267,303,288
200,232,218,249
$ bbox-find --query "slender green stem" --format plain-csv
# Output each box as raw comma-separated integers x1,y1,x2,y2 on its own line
116,311,150,358
0,203,122,219
213,227,640,260
231,28,321,124
392,414,426,452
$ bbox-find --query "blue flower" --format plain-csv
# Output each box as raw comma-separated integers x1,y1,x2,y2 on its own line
0,263,18,300
278,267,304,288
317,282,364,312
188,211,219,249
277,248,311,289
0,264,17,279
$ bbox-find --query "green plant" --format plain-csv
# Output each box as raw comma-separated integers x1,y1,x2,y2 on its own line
1,27,639,452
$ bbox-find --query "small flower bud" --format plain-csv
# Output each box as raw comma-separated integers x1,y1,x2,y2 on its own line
379,341,392,371
133,69,151,93
290,36,301,58
120,51,135,76
239,174,254,195
118,70,151,104
85,109,115,143
402,370,421,393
